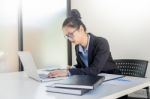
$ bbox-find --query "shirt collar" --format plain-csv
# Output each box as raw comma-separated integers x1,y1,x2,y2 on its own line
79,34,90,53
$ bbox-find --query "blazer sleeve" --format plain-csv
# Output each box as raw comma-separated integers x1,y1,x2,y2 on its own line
69,38,110,76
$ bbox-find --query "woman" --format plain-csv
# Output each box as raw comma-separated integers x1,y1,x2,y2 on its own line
48,9,127,99
48,9,118,77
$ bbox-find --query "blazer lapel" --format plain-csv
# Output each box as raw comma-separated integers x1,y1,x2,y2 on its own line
75,33,95,68
75,45,86,68
88,33,94,67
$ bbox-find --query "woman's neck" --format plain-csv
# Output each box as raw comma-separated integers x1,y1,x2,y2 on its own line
80,33,88,48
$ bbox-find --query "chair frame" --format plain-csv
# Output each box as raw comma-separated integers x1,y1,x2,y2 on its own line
114,59,149,99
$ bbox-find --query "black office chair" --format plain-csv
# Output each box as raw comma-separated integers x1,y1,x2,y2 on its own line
114,59,149,99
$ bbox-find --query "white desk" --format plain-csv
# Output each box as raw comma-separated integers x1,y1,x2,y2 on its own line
0,72,150,99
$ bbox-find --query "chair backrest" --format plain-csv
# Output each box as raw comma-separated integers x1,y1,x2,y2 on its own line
114,59,148,77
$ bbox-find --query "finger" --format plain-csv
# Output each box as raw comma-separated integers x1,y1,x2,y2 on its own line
48,72,53,77
49,70,58,74
48,71,59,77
48,72,56,77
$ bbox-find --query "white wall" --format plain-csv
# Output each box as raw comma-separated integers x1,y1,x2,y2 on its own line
0,0,19,72
23,0,68,69
71,0,150,77
0,0,68,72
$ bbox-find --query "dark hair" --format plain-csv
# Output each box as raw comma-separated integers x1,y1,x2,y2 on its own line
62,9,86,31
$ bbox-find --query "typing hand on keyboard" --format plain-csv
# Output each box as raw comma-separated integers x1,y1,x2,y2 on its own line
48,69,68,78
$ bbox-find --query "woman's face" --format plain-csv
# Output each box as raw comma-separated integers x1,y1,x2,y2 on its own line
63,26,83,45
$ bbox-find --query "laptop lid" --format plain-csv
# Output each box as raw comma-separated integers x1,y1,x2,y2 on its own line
18,51,40,80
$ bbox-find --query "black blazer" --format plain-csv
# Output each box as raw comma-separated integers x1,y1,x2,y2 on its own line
69,33,117,76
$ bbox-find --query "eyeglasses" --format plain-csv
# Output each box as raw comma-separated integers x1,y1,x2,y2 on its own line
64,29,78,40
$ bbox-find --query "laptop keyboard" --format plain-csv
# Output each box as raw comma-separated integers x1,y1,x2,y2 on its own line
39,74,49,79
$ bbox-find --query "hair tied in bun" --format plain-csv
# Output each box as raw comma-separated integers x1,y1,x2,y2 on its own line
71,9,81,19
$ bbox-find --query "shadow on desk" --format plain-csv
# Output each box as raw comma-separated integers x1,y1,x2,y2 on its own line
128,97,147,99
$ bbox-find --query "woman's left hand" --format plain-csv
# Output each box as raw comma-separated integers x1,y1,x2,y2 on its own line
48,69,68,78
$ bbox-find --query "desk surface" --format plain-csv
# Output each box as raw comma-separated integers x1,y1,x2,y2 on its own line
0,72,150,99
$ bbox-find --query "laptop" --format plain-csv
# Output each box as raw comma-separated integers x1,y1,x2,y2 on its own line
18,51,64,82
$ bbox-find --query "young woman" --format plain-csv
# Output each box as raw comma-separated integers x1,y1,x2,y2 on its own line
48,9,127,99
48,9,118,77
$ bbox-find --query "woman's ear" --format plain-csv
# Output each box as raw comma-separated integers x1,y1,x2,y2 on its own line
79,25,84,32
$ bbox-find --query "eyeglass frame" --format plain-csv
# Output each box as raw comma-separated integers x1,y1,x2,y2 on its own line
64,28,79,40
